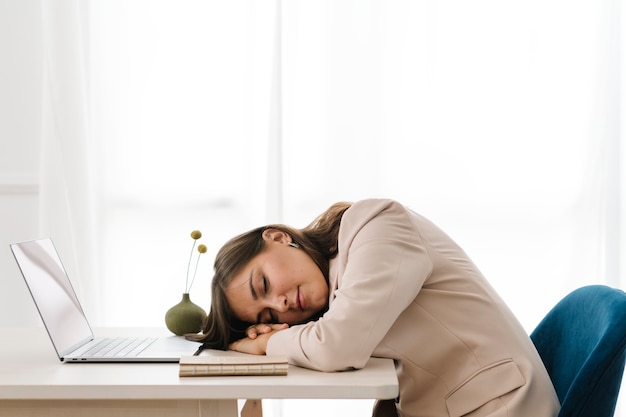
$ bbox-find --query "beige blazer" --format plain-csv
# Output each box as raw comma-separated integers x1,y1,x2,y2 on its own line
267,199,560,417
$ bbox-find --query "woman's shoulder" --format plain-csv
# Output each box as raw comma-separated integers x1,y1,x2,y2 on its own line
339,198,415,238
345,198,407,220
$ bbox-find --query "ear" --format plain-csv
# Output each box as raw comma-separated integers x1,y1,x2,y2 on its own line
262,228,292,245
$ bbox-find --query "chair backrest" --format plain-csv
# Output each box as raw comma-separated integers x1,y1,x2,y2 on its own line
530,285,626,417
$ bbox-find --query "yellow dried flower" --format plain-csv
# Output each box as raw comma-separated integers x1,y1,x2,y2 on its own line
185,230,206,293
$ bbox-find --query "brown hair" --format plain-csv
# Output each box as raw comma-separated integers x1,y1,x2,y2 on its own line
187,202,352,350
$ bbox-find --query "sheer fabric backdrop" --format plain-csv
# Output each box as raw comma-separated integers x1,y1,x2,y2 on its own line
42,1,623,415
41,0,101,321
88,1,278,326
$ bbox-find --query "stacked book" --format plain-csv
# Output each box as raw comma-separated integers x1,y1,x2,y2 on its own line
179,354,289,377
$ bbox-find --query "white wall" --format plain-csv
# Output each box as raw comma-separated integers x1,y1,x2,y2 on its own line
0,0,43,326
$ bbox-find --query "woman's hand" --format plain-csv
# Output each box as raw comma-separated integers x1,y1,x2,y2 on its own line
246,323,289,339
229,323,289,355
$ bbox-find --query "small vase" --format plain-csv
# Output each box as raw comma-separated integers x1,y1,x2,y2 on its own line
165,293,207,336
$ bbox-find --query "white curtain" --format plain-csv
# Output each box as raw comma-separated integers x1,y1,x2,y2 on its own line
41,1,623,414
86,1,280,326
41,0,101,321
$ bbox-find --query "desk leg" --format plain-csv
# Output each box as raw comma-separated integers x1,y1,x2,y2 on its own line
241,399,263,417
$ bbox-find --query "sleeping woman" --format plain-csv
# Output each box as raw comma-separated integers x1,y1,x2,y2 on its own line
191,198,560,417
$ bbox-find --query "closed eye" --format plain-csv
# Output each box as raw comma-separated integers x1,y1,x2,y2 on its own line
266,309,277,323
261,308,277,323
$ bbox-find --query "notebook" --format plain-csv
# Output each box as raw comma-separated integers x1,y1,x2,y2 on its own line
10,238,202,363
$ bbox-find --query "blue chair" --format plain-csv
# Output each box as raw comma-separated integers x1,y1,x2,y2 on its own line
530,285,626,417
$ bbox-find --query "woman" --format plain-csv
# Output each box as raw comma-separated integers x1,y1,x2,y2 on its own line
194,199,560,417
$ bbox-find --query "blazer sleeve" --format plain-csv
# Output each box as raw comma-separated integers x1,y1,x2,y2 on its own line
266,199,433,371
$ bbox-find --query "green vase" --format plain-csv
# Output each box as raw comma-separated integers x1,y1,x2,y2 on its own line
165,293,207,336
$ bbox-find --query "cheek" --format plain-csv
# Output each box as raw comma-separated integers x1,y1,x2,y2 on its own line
314,287,329,308
226,290,256,323
294,256,324,285
270,261,301,289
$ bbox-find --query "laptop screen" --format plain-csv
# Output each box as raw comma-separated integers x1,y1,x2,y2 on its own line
10,239,94,358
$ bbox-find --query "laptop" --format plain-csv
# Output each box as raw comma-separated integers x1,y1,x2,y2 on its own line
10,238,202,363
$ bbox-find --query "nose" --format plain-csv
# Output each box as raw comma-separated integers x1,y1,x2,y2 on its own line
270,295,289,313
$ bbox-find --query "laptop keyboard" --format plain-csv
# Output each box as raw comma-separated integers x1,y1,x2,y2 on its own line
82,337,157,358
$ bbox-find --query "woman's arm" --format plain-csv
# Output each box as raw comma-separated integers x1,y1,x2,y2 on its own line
229,323,289,354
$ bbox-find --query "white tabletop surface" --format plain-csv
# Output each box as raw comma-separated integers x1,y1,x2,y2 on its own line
0,327,399,401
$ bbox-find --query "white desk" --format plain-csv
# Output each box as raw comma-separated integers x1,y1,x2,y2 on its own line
0,327,398,417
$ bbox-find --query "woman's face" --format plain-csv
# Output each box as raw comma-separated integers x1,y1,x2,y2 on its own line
225,229,329,325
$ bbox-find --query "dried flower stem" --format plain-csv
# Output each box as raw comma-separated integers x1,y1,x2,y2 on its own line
185,240,197,293
188,244,207,293
188,256,201,294
185,230,203,293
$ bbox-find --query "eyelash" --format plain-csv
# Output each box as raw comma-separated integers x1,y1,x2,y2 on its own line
261,276,277,322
